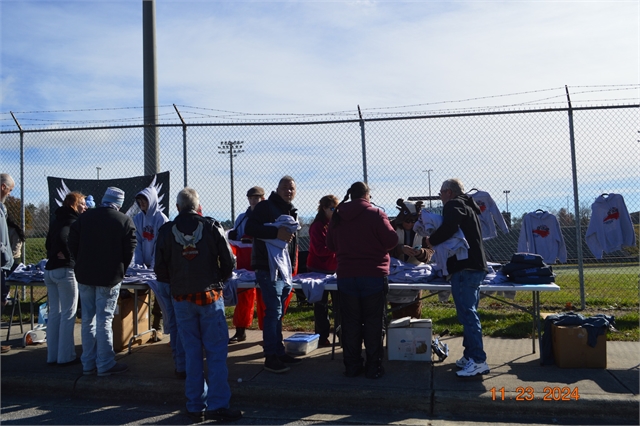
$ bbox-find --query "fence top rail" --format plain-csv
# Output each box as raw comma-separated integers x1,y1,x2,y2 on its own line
1,103,638,134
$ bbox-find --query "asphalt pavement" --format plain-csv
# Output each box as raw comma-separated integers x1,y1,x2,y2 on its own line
1,322,638,425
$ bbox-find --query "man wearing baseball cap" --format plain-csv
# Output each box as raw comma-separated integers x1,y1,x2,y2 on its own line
69,186,137,377
228,186,265,343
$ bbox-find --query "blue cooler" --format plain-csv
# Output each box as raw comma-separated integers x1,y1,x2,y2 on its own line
284,333,320,355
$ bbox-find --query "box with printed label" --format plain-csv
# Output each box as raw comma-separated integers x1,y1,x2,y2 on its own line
112,291,150,353
552,324,606,368
387,317,432,362
284,333,320,355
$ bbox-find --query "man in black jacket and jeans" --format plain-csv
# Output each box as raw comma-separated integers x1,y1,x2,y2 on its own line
425,178,490,378
245,175,301,374
69,186,136,377
155,187,242,423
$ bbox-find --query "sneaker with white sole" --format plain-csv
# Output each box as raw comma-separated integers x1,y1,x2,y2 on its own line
455,356,469,369
456,359,490,377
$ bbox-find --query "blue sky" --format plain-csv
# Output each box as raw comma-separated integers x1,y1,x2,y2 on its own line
2,0,637,121
1,1,638,221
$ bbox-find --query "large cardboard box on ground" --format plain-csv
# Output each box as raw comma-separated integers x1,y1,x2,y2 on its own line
112,291,150,353
387,317,432,361
552,324,607,368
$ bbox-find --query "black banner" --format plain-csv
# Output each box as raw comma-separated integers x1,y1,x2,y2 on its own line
47,171,170,224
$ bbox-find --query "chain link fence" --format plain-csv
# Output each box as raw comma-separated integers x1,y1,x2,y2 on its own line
2,103,638,315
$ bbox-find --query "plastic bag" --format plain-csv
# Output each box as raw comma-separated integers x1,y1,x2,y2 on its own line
38,302,48,325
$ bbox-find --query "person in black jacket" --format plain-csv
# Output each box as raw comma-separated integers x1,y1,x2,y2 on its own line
44,191,86,366
154,187,242,423
68,186,136,377
425,178,489,377
245,175,300,374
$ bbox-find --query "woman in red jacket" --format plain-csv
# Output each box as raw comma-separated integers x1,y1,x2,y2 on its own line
327,182,398,379
306,195,339,347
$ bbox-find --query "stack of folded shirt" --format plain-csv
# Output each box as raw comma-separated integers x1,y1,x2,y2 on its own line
502,253,556,284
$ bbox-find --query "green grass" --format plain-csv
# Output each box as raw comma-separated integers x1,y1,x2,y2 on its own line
224,296,639,342
24,237,47,265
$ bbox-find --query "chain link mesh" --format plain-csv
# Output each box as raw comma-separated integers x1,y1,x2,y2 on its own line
2,105,638,313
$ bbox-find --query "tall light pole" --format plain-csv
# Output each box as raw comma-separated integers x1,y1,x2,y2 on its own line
96,167,101,180
423,169,433,208
503,190,511,213
218,141,244,221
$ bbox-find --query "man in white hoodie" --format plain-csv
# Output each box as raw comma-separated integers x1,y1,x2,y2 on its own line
134,186,185,378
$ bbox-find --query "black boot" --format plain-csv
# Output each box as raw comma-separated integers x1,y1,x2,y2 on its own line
228,327,247,343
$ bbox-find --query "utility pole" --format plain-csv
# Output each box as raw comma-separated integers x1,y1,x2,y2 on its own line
96,167,101,180
503,190,511,213
143,0,159,175
423,169,433,208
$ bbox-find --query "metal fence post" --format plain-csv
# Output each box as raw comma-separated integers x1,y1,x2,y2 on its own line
10,112,26,301
173,104,188,187
358,105,368,184
565,86,586,310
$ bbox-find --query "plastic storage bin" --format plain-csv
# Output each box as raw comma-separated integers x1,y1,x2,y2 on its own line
284,333,320,355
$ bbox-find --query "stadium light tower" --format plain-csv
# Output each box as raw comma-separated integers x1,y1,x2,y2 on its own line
218,141,244,221
423,169,433,208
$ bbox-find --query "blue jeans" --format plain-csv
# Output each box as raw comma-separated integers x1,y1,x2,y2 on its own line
450,269,487,363
44,268,78,364
174,297,231,413
256,269,291,356
78,283,120,373
147,280,185,372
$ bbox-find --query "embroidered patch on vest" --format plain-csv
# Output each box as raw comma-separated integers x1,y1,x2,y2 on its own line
172,222,204,261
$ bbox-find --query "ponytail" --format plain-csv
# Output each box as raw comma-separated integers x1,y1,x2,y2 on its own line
330,182,370,227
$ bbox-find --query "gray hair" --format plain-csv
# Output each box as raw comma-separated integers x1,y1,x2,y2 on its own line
441,178,465,196
176,187,199,212
1,173,15,189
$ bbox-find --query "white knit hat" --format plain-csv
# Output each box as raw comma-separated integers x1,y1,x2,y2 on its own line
102,187,125,208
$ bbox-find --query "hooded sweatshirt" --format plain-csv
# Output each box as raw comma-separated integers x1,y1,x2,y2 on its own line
133,186,169,268
517,210,567,264
585,193,636,259
326,198,398,278
428,194,488,275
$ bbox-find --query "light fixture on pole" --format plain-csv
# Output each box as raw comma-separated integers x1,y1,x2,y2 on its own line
503,190,511,213
423,169,433,208
96,167,101,180
218,141,244,221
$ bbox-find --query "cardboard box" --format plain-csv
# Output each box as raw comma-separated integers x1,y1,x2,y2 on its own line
387,318,432,361
552,324,607,368
284,333,320,355
112,291,150,353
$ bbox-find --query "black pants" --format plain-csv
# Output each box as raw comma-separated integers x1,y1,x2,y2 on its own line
339,281,386,375
313,290,341,341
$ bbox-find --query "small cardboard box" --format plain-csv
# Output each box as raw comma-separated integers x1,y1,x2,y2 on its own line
552,324,607,368
284,333,320,355
112,291,150,353
387,317,432,361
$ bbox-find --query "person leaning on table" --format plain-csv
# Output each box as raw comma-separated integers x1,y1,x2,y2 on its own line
424,178,490,378
44,191,87,366
326,181,398,379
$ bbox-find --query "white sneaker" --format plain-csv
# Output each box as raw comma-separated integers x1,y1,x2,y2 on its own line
456,359,490,377
455,356,469,369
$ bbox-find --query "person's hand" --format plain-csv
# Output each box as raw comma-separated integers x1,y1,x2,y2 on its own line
57,251,65,260
402,245,420,257
277,227,294,243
